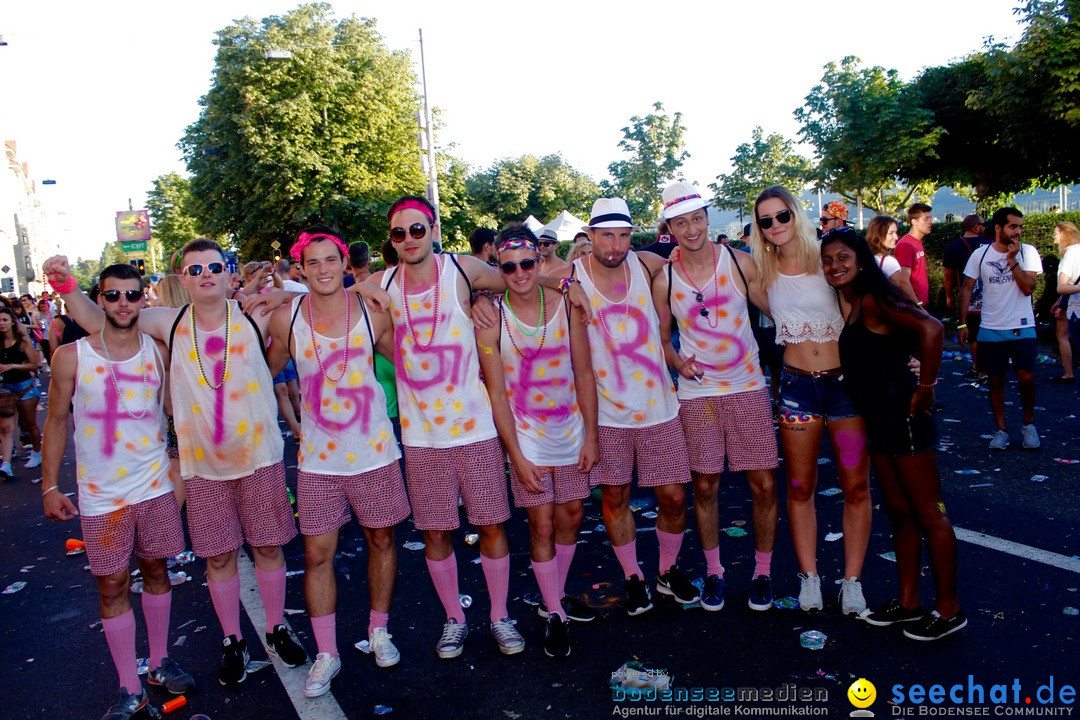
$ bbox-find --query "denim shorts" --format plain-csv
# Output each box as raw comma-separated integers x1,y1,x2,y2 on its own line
1,378,41,402
273,359,299,385
777,368,858,423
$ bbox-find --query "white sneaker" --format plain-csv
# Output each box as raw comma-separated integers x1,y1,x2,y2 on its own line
303,652,341,698
798,572,823,611
25,451,41,469
490,617,525,655
369,627,400,668
1021,424,1040,450
988,430,1009,450
838,576,868,616
0,461,12,477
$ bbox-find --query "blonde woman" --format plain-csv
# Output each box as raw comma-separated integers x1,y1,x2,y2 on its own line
153,274,190,309
865,216,918,303
151,274,191,506
750,186,871,616
1053,221,1080,383
566,239,593,265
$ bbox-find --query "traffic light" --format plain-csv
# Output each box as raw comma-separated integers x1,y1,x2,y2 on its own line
130,258,146,275
0,277,13,293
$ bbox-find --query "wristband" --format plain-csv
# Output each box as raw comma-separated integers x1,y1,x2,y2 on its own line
918,380,938,388
1009,263,1019,271
956,324,967,330
558,277,578,296
42,486,59,497
470,289,495,303
49,275,78,295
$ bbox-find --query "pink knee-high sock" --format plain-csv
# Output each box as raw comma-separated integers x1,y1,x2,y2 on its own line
255,565,287,634
102,610,141,694
141,590,172,670
368,610,389,637
613,540,643,580
555,543,576,595
426,553,465,624
310,613,338,658
208,573,242,640
703,545,725,579
754,550,773,578
532,558,565,620
656,529,684,575
481,554,510,624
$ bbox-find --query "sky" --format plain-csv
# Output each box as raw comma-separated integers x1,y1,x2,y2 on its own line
0,0,1025,260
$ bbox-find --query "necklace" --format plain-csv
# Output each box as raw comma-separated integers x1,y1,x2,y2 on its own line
502,287,547,358
401,256,441,351
190,301,231,390
100,326,151,420
306,288,351,384
676,243,721,328
587,253,631,341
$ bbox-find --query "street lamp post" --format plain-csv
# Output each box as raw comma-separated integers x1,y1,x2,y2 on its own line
418,29,440,228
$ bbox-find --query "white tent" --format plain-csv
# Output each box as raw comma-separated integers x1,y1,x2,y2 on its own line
523,215,544,235
538,210,588,242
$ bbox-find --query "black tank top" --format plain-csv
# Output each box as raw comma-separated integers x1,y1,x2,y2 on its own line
0,339,32,384
838,316,917,418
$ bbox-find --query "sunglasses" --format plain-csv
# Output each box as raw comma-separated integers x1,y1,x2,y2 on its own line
757,210,793,230
185,262,225,277
820,217,841,226
389,223,431,243
537,240,558,248
101,289,145,303
498,258,538,274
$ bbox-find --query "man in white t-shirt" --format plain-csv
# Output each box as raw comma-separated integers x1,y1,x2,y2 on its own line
958,207,1043,450
1056,227,1080,375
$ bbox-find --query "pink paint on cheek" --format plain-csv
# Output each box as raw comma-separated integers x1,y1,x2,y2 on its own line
833,428,866,468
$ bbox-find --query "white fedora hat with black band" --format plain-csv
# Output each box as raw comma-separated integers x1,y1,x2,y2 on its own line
661,180,709,220
583,198,635,230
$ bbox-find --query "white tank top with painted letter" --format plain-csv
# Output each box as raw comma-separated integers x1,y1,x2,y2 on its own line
73,335,172,517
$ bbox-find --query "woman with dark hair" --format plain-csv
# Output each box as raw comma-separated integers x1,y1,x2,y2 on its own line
865,216,918,303
0,307,43,476
821,227,965,641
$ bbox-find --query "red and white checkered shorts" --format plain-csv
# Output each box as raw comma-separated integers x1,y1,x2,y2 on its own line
81,492,185,577
403,437,510,530
509,462,590,508
590,416,692,487
298,462,411,536
679,388,779,474
185,462,298,558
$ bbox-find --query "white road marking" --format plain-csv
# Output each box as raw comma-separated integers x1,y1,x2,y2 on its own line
237,552,348,720
953,526,1080,574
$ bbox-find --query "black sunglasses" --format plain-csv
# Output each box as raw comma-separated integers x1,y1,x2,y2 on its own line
537,240,558,248
757,210,793,230
820,216,841,226
101,289,145,303
389,223,431,243
185,262,225,277
498,258,538,274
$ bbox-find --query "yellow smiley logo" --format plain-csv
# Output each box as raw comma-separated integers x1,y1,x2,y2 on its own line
848,678,876,708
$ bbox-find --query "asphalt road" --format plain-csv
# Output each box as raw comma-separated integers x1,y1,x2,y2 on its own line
2,350,1078,720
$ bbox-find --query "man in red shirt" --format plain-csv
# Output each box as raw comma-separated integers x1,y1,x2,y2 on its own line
896,203,932,305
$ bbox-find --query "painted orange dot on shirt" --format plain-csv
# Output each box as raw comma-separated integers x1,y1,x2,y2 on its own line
95,366,105,374
463,418,476,432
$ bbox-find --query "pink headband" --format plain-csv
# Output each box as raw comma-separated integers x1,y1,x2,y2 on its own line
290,232,348,262
391,199,435,223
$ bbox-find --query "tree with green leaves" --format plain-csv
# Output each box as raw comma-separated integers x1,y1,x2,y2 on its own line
466,154,600,228
603,102,688,226
710,127,813,216
70,258,102,291
179,3,425,259
795,57,943,218
145,172,211,272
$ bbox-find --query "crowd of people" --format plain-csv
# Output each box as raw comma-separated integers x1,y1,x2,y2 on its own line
25,182,1079,720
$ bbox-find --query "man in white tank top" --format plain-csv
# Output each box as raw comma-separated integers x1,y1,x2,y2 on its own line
575,197,697,616
44,242,387,688
652,182,781,614
41,264,194,720
266,229,410,697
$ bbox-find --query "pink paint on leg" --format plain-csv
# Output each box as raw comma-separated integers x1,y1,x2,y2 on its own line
833,428,866,469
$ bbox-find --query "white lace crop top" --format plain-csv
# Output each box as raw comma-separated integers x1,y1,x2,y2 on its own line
766,271,845,345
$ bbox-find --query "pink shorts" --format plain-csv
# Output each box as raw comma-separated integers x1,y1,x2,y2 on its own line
403,437,510,530
185,462,298,558
509,462,590,508
81,492,186,577
679,389,779,474
298,462,411,536
591,416,692,487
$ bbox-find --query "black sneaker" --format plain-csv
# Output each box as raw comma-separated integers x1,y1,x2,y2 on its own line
625,575,654,616
543,615,571,658
539,595,597,623
903,610,967,641
219,635,249,688
700,575,725,612
146,656,196,694
266,624,307,667
656,567,700,604
864,598,924,627
748,575,773,611
101,687,149,720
